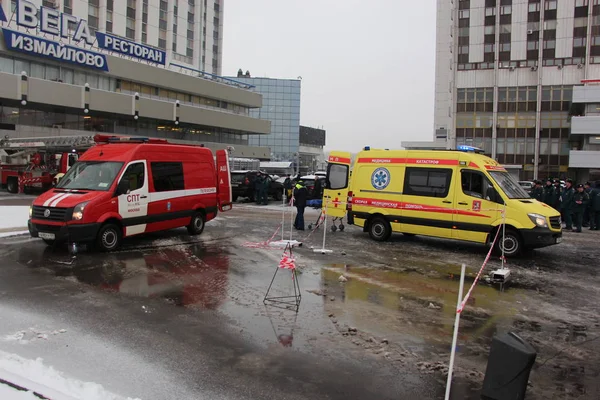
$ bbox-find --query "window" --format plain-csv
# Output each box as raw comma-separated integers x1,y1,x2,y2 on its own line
403,168,452,198
485,26,495,35
151,162,184,192
56,161,123,192
120,162,145,191
327,164,349,190
545,0,557,10
529,3,540,12
461,170,497,201
574,37,587,47
459,10,470,19
485,7,496,16
501,5,512,14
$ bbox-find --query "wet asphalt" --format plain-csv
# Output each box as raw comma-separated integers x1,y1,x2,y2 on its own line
0,204,440,400
1,200,599,399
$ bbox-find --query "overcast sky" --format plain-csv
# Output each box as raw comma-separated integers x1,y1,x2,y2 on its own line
222,0,436,152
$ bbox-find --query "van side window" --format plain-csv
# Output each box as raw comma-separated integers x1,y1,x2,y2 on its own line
328,164,349,190
461,170,494,200
151,162,185,192
121,162,145,191
403,168,452,198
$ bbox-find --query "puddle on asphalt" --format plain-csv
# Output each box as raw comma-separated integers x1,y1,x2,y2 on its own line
16,240,231,310
321,263,529,348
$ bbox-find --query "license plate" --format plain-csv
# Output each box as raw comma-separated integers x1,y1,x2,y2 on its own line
556,237,562,244
39,232,55,240
231,183,239,187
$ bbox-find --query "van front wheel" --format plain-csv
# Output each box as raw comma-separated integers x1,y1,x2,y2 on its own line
495,228,522,257
187,212,205,235
96,224,122,252
369,217,391,242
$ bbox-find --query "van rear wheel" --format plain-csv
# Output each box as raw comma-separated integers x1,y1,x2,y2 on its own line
494,228,522,257
6,178,18,194
187,212,205,235
96,223,122,252
369,217,391,242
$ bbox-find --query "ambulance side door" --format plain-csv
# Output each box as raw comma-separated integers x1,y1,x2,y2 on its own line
452,169,501,242
324,152,352,218
400,166,455,239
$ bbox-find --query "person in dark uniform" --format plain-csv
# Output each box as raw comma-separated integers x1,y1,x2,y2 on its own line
542,178,557,208
572,184,590,233
261,174,270,205
560,179,575,230
255,173,265,205
283,175,292,203
590,183,600,231
552,179,562,211
531,180,543,201
293,181,308,230
583,182,593,227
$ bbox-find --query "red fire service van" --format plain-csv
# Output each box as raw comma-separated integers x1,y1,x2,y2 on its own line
28,135,232,251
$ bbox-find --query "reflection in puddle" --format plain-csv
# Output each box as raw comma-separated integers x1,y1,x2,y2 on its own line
21,243,230,310
321,264,526,347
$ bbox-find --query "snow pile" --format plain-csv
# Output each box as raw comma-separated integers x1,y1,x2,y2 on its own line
0,383,38,399
0,206,29,230
0,351,141,400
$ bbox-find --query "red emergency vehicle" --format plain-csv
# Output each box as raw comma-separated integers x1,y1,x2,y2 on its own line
0,136,94,193
28,135,232,251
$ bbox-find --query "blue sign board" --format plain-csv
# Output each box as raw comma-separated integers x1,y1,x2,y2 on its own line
96,32,166,66
0,4,7,22
3,29,109,71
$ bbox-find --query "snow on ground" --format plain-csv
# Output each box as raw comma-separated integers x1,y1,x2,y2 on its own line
0,350,141,400
0,207,29,230
0,383,38,400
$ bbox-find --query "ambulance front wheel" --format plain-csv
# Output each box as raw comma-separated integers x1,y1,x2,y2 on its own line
495,228,522,257
369,217,391,242
96,223,122,252
187,212,205,235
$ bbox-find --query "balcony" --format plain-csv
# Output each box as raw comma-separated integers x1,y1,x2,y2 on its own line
569,150,600,168
573,85,600,103
570,116,600,135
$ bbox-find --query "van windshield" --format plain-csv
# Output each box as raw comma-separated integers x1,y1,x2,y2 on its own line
56,161,123,191
489,171,531,199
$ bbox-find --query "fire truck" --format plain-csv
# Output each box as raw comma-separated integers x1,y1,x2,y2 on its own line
0,135,96,194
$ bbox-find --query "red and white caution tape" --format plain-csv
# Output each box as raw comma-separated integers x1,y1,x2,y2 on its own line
242,226,281,248
456,227,501,314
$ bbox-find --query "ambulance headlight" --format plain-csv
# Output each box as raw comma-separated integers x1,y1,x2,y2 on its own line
72,201,89,221
528,213,547,228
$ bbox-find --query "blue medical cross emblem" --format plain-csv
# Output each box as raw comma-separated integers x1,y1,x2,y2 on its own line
371,168,390,190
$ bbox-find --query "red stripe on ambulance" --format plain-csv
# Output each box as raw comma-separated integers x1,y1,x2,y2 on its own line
352,197,491,218
328,156,352,164
357,158,460,166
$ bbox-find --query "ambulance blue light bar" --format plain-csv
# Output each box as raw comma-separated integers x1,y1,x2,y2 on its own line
364,146,371,151
457,145,484,154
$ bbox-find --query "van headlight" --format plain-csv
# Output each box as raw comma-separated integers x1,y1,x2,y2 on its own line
528,213,548,228
72,201,89,221
29,205,33,218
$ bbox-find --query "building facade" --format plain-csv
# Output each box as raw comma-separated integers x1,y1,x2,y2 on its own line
0,0,271,158
299,125,326,174
429,0,600,181
569,82,600,181
228,76,301,164
4,0,222,75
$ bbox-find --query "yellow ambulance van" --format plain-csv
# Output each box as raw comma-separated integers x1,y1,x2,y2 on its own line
323,146,562,256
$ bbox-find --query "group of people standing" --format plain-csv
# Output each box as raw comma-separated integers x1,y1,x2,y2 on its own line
531,178,600,232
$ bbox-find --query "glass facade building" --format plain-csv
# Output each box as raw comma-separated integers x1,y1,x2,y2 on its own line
230,77,301,162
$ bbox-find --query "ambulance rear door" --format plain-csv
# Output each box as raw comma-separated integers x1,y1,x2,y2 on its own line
323,152,352,218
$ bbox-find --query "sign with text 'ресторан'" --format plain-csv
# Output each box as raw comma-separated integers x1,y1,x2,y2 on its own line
95,33,165,66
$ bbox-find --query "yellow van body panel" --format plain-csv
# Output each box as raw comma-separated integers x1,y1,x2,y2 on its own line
341,148,561,250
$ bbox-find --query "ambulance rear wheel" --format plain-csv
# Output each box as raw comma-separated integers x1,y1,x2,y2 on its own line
369,217,391,242
495,228,522,257
96,224,122,252
187,212,205,235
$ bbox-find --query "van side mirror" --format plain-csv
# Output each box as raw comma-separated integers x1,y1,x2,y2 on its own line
116,179,130,196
